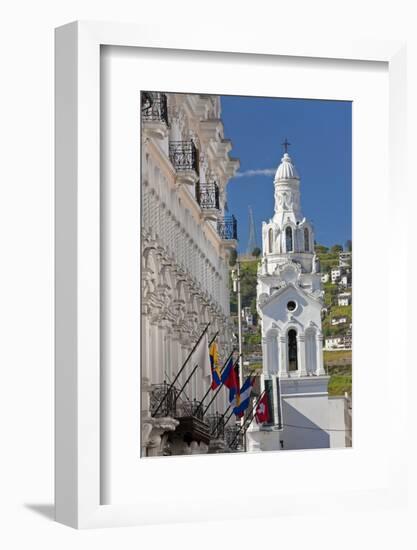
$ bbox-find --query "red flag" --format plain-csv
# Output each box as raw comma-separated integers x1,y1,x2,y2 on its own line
221,358,239,402
255,392,270,424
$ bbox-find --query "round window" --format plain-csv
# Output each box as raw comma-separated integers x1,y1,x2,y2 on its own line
287,300,297,312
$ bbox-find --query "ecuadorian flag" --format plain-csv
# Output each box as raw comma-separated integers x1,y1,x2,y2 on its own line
209,342,221,390
233,377,254,417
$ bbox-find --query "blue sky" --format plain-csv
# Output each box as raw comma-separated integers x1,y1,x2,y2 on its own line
220,96,352,253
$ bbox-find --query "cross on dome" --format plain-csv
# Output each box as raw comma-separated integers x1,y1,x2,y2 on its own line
282,138,291,154
275,139,300,181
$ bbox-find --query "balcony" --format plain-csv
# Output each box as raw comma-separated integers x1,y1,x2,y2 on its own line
225,424,244,451
217,215,238,247
150,382,178,418
196,181,220,218
141,92,168,124
151,385,210,446
169,141,199,186
174,399,210,446
207,412,225,440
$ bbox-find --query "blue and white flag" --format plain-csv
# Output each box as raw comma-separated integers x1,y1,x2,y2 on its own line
233,377,254,417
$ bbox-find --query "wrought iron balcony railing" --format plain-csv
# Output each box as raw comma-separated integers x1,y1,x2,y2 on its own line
207,413,225,439
150,382,178,418
195,182,220,211
141,92,168,125
169,141,199,174
225,425,243,451
176,399,204,421
217,215,237,240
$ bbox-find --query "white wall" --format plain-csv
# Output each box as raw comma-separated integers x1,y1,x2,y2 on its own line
281,395,330,450
1,1,416,549
328,397,350,448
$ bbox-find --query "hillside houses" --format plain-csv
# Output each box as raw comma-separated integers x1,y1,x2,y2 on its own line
338,292,351,306
324,334,352,351
331,316,348,326
317,246,352,353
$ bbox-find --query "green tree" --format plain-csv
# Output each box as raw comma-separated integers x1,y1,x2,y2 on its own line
252,247,261,258
315,244,329,254
330,244,343,254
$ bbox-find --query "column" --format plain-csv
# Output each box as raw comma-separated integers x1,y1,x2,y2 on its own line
271,376,280,426
157,323,165,383
141,315,150,381
297,333,307,376
261,337,267,373
141,314,152,421
316,333,326,376
149,322,157,384
279,335,288,377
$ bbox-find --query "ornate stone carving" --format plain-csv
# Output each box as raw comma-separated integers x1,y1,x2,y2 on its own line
142,416,179,457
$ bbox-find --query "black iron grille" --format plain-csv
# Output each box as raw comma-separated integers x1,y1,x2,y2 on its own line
141,92,168,125
169,141,199,174
196,182,220,210
217,215,238,240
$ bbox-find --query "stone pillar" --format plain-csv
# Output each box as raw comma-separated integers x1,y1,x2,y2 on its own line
316,333,326,376
262,337,267,374
149,321,157,384
271,376,280,426
297,333,307,376
279,335,289,377
142,314,150,381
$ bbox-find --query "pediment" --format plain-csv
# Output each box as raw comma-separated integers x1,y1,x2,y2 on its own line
258,282,322,311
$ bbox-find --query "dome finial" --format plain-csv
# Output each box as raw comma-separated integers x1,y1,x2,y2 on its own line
282,137,291,154
275,139,299,181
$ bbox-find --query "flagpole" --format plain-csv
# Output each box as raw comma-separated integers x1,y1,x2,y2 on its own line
170,329,220,408
239,389,269,441
202,356,240,416
162,328,220,413
212,370,255,435
164,370,190,402
229,390,266,450
194,349,236,416
174,364,199,404
239,401,263,440
224,408,235,426
208,330,220,347
152,322,210,417
231,261,243,388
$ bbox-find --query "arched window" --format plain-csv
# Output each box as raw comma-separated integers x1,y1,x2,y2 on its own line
288,329,298,371
285,226,293,252
304,228,310,252
268,228,273,253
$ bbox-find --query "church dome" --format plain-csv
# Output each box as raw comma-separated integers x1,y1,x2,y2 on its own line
275,153,300,181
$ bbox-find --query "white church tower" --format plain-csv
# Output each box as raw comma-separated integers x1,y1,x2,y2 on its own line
251,142,331,451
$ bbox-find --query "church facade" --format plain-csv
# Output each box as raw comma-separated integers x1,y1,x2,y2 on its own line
249,148,348,451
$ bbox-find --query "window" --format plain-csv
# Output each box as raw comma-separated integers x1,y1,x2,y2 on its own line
287,300,297,312
288,329,298,371
285,226,293,252
268,228,273,253
304,227,310,252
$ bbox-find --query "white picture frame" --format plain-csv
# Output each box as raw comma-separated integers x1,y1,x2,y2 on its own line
55,21,408,529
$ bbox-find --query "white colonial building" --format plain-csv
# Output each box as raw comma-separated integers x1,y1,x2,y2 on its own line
338,292,352,306
141,92,240,457
248,147,349,451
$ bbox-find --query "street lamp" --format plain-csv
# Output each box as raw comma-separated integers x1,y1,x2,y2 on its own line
231,260,243,385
